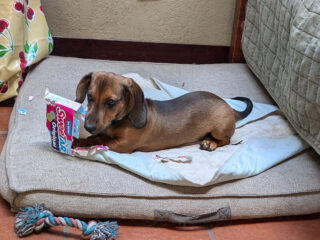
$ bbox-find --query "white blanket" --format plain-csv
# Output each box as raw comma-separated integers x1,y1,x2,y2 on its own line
73,74,309,187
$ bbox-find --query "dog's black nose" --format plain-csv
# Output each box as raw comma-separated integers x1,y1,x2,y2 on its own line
84,122,96,133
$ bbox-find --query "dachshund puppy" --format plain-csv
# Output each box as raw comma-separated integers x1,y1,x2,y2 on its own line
72,72,253,153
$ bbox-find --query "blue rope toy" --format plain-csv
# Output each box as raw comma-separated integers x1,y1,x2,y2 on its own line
15,204,119,240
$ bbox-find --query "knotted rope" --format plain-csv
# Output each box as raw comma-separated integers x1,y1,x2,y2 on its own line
15,204,119,240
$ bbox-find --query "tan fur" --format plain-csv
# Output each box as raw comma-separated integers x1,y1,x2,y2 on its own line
73,72,239,153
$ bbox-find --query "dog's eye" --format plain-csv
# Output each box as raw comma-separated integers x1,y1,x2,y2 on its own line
105,99,117,107
87,94,94,102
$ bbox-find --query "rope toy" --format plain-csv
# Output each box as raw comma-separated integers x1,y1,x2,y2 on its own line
15,204,119,240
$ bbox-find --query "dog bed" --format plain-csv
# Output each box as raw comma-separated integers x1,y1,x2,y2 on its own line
1,56,320,222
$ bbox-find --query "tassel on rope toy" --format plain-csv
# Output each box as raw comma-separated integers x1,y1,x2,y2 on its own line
15,204,119,240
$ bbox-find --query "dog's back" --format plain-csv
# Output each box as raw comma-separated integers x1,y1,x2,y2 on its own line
135,91,235,151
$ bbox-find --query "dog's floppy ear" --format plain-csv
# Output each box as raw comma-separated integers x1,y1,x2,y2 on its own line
76,72,92,103
124,78,147,129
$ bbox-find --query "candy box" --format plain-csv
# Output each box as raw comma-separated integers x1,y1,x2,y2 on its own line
45,89,85,155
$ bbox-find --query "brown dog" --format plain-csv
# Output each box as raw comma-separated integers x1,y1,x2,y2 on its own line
72,72,253,153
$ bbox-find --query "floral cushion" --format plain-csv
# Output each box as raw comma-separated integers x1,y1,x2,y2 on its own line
0,0,53,102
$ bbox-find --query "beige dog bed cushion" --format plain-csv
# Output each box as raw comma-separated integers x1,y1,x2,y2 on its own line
1,56,320,222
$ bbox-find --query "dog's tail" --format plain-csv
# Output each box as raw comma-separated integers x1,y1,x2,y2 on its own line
231,97,253,121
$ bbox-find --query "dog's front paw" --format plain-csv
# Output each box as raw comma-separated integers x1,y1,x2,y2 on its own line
72,138,85,149
200,139,217,151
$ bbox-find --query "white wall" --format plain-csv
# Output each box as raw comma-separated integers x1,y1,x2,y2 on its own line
42,0,236,46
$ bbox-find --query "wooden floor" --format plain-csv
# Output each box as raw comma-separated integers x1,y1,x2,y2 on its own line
0,106,319,240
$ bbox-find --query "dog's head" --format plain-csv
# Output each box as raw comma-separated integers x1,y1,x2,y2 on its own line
75,72,147,135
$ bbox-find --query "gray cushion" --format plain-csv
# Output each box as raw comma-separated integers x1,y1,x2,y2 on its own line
242,0,320,154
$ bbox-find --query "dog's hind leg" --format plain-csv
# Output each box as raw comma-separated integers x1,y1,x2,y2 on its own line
200,127,233,151
200,137,230,151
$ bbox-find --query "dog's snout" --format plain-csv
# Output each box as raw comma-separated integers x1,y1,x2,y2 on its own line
84,122,96,133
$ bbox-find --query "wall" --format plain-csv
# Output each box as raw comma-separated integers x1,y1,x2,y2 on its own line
42,0,236,46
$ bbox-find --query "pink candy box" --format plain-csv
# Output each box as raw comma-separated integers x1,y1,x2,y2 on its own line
45,89,85,155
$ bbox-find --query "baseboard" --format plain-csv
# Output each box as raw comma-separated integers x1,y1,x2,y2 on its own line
51,37,229,64
0,98,15,107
